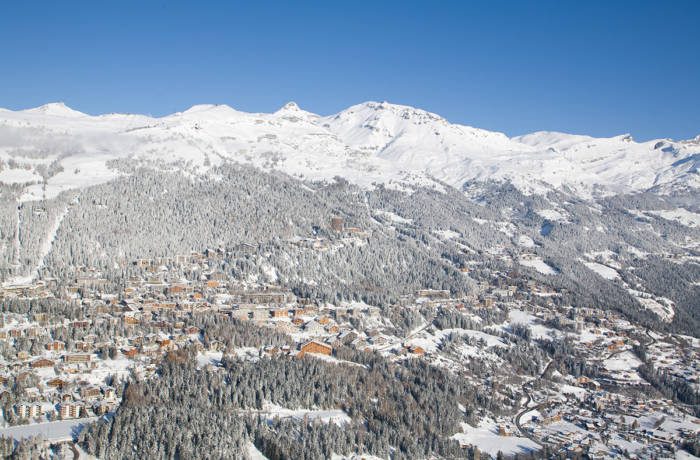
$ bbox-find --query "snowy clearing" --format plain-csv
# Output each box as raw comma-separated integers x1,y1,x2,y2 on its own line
536,209,566,221
451,420,540,456
583,262,620,280
603,351,642,372
519,256,558,275
256,402,351,426
516,234,535,248
648,208,700,228
0,417,98,442
0,168,41,184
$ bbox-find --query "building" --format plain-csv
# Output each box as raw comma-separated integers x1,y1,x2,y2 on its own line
75,341,93,352
47,378,67,389
46,341,65,351
409,345,426,356
30,358,55,369
64,353,92,364
16,402,41,419
122,347,138,359
60,403,82,419
102,386,116,399
270,308,289,318
80,385,101,399
330,216,344,232
416,289,450,300
299,341,332,356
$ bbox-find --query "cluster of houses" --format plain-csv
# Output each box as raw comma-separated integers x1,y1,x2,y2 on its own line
0,246,697,457
523,390,698,457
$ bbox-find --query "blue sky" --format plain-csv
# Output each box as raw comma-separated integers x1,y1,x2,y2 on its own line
1,1,698,140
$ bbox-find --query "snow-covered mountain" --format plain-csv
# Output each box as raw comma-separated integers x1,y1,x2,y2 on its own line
0,101,697,201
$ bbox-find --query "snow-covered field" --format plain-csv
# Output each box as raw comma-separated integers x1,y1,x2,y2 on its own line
247,442,269,460
583,261,620,280
603,351,642,372
451,420,539,456
256,402,351,426
516,234,536,248
648,208,700,228
0,417,98,442
518,256,558,275
0,168,41,185
507,309,561,340
637,297,675,322
536,209,567,221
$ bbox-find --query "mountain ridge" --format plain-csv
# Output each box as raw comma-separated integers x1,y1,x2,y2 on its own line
0,100,697,201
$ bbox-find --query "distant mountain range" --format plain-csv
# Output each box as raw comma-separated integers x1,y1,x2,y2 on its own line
1,101,697,201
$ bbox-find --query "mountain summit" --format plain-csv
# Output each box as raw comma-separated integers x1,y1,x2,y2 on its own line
1,101,697,201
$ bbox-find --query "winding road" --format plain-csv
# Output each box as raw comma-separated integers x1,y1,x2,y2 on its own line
513,359,556,448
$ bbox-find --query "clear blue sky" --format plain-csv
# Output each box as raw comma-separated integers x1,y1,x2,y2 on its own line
1,1,698,140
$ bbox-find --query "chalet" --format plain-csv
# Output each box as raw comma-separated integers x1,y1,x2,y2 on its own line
336,331,358,346
330,216,344,232
541,412,562,425
47,378,67,389
102,386,116,399
498,424,512,436
184,326,200,335
124,315,140,326
480,297,496,308
270,308,288,318
64,353,92,364
205,280,220,289
416,289,450,300
135,258,154,268
298,341,332,357
409,345,426,356
75,341,92,352
122,348,139,359
576,376,601,390
30,358,55,369
80,385,101,399
93,400,117,415
168,284,189,295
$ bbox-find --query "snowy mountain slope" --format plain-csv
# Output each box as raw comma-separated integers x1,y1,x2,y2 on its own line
0,101,697,201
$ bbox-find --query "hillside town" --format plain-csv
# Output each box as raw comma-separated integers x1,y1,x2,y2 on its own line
0,243,698,458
